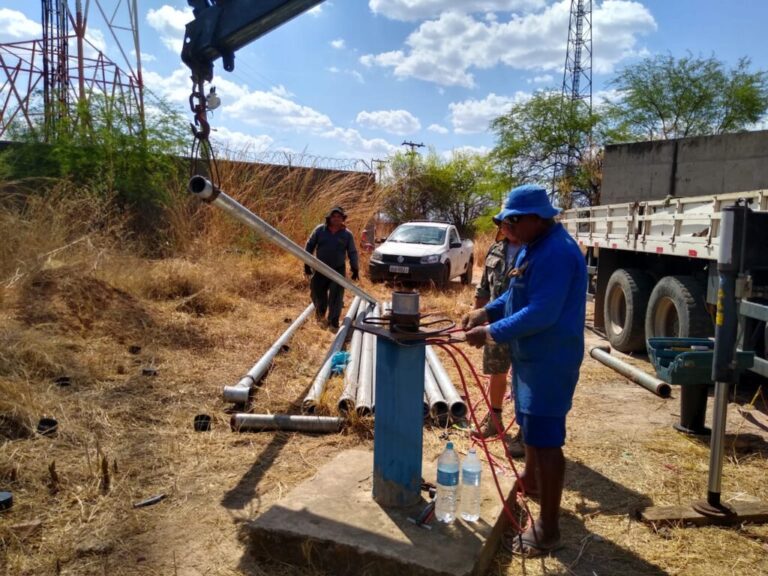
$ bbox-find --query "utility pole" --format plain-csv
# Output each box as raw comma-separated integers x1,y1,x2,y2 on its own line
371,158,388,184
401,141,425,220
401,141,424,155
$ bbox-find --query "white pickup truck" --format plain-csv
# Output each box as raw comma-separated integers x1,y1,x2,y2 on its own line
368,222,474,287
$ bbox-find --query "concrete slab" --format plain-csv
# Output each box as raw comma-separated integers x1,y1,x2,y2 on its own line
247,449,515,576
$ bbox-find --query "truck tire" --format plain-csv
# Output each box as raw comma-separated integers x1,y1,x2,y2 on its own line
439,262,451,288
461,257,474,285
645,276,713,340
604,268,654,353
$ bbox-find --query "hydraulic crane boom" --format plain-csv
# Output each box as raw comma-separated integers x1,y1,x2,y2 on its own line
181,0,325,82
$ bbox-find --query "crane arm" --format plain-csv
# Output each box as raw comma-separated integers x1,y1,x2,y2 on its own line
181,0,325,83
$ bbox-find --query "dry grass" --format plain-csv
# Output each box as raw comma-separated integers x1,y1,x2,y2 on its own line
1,171,767,576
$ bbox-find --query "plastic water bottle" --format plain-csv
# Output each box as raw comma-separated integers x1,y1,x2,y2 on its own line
435,442,459,523
460,448,482,522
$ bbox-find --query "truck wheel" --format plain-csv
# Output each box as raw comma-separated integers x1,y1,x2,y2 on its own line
645,276,713,341
460,257,474,285
438,262,451,288
604,268,654,353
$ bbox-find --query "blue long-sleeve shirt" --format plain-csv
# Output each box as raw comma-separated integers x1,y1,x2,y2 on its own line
485,223,587,417
305,225,359,272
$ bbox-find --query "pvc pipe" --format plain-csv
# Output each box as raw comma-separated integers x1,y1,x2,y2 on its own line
426,345,467,420
231,414,344,433
189,176,376,305
302,296,362,413
424,362,449,421
223,302,315,403
589,346,671,398
356,304,379,416
338,304,371,414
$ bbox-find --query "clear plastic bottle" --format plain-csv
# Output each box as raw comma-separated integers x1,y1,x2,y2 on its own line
460,447,482,522
435,442,460,523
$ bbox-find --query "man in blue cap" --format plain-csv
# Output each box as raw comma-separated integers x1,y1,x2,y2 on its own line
462,184,587,556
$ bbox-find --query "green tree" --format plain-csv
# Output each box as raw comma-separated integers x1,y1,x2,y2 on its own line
0,93,188,231
607,54,768,140
489,91,608,207
381,150,503,236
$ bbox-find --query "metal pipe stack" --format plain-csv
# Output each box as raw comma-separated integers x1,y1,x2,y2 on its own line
338,303,372,414
302,297,362,413
426,345,467,420
355,304,380,416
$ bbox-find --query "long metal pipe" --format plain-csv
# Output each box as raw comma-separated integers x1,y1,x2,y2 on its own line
589,346,671,398
355,304,379,416
223,302,315,403
302,296,362,413
188,176,376,305
231,414,344,433
425,345,467,420
338,304,371,414
424,362,449,421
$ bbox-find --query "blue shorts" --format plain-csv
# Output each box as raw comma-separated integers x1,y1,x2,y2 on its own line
516,412,567,448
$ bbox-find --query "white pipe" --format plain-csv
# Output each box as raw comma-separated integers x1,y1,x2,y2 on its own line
356,304,379,416
338,304,371,414
302,297,362,413
189,176,376,305
424,361,449,421
426,345,467,420
223,303,315,403
231,414,344,433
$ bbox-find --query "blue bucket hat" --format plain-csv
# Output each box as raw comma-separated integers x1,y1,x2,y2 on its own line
494,184,559,223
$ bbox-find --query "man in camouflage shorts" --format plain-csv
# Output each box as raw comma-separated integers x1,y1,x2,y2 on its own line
472,223,525,456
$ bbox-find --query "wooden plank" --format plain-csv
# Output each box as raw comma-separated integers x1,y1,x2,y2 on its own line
639,501,768,527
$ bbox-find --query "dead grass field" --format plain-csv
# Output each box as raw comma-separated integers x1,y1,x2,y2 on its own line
2,187,768,576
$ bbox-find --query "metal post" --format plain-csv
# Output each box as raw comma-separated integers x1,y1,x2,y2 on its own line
372,293,425,508
696,206,744,516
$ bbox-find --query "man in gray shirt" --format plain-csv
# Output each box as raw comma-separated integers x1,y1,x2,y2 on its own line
304,207,359,329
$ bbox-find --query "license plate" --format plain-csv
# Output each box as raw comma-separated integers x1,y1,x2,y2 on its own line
389,265,409,274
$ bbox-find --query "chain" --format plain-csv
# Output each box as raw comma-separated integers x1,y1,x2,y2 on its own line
188,78,220,188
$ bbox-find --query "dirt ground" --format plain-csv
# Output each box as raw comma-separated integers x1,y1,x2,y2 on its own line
2,258,768,576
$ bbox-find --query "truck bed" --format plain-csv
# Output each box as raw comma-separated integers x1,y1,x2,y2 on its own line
561,189,768,260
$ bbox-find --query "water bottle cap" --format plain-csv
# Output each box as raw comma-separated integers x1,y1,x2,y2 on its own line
446,442,454,450
468,447,476,454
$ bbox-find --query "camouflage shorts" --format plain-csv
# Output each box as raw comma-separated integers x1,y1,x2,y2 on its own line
482,341,511,375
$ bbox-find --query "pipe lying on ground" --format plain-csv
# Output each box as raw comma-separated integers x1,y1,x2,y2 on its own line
231,414,344,433
589,345,671,398
355,304,379,416
424,362,449,421
338,304,372,414
426,345,467,420
223,303,315,403
189,176,376,305
302,297,362,413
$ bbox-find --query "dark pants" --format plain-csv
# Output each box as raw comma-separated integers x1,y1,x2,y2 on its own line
310,266,345,326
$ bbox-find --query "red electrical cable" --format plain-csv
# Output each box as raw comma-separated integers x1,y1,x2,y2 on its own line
427,338,534,533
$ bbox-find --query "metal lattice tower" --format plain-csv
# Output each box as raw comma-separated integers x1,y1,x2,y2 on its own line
0,0,145,140
554,0,592,198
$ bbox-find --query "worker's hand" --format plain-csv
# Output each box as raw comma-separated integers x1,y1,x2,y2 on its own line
351,269,360,281
461,308,488,331
464,326,488,348
304,265,313,277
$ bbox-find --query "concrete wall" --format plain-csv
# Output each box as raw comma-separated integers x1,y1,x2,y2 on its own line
602,130,768,204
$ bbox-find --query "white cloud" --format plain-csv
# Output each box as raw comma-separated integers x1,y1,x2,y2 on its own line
308,4,325,17
328,67,365,84
361,1,656,87
331,38,346,49
356,109,421,134
0,9,39,40
527,74,553,84
322,127,398,157
449,91,530,134
227,87,334,132
211,126,274,155
146,5,191,53
443,145,492,159
368,0,546,22
428,123,449,134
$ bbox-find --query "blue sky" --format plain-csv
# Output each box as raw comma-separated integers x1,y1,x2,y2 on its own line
1,1,766,168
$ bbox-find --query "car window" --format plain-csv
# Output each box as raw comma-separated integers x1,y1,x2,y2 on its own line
449,229,460,245
388,225,446,246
